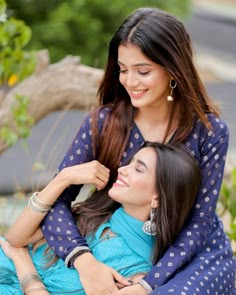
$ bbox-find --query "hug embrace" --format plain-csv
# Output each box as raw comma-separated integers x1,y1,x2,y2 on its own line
1,6,235,295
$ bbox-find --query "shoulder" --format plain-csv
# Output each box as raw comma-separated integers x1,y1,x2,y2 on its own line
191,113,229,141
82,106,112,129
186,113,229,161
206,113,229,135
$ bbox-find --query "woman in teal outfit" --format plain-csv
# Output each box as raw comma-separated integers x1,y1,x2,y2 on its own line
0,142,201,295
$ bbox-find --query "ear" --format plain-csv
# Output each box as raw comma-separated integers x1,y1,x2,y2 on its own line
151,195,159,209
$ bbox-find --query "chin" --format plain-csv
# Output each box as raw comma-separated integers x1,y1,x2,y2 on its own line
108,188,119,202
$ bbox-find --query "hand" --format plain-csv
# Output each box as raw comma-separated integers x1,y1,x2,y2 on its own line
74,253,131,295
113,284,148,295
0,238,28,260
61,160,110,191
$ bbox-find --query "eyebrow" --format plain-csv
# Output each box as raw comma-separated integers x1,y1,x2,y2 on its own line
136,159,148,170
117,61,152,67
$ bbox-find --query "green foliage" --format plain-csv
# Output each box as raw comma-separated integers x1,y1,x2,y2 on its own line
0,0,35,86
218,168,236,253
0,94,34,146
6,0,191,68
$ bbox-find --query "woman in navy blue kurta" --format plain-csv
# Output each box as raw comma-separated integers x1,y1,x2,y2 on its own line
40,108,235,294
10,7,236,295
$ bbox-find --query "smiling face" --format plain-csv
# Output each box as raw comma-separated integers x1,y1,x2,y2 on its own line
118,43,171,109
108,147,158,221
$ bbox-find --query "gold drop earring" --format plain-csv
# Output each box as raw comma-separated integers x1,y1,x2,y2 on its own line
167,78,177,102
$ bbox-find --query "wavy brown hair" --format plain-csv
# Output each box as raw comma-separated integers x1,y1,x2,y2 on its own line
92,7,219,178
73,142,201,262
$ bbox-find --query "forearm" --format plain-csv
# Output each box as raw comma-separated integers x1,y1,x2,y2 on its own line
11,249,49,295
6,170,70,246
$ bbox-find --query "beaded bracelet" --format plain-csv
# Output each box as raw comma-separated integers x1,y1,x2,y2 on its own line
68,249,92,267
65,246,92,268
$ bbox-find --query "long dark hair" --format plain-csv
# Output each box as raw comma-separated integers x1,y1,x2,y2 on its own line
73,142,201,262
92,7,219,178
145,142,201,261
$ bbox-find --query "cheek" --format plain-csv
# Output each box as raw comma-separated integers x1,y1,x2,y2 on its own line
135,178,153,193
119,74,125,86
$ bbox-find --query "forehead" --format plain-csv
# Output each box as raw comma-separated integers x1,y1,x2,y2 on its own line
118,43,151,64
134,147,157,169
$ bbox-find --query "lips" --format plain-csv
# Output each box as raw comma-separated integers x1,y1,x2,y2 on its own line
130,89,147,98
113,176,128,187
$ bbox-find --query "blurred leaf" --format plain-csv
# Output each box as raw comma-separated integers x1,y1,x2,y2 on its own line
0,0,6,16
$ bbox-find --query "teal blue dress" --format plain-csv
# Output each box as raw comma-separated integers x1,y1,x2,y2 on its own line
0,208,155,294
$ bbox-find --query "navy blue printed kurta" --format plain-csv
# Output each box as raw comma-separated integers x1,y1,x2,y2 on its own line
41,108,236,294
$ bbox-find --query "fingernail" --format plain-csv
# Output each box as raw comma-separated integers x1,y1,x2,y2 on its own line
128,279,133,284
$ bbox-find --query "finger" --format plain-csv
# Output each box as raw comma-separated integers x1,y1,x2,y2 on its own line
98,164,110,177
96,179,107,191
109,284,119,293
116,282,126,289
90,165,109,184
96,172,109,184
112,270,131,286
94,175,107,186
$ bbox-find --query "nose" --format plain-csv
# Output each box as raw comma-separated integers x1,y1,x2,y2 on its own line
118,164,129,175
123,72,139,88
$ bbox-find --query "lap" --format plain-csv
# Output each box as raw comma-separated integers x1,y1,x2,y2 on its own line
153,229,236,295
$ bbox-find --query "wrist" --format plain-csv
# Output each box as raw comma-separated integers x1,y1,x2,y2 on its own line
74,252,95,269
24,285,48,295
51,169,71,190
65,246,92,268
20,273,46,294
137,278,153,294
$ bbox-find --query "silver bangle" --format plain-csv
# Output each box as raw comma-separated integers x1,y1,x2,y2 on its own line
25,286,47,294
28,192,52,213
138,278,153,294
32,192,53,207
20,273,42,291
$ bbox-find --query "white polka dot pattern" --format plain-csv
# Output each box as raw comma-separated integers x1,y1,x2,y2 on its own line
41,109,235,294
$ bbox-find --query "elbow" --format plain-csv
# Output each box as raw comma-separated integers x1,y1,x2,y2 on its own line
5,232,28,247
6,228,43,246
5,230,32,247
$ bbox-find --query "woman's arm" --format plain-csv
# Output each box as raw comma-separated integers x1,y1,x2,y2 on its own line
6,160,109,246
143,117,229,289
0,238,49,295
113,117,229,294
40,111,103,259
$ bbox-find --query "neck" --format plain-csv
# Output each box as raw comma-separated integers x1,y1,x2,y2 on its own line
122,205,149,222
134,104,179,142
135,104,171,125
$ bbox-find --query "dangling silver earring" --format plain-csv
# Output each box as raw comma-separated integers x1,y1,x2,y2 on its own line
142,208,157,235
167,78,177,102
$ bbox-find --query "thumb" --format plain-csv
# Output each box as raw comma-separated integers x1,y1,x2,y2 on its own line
112,269,132,286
